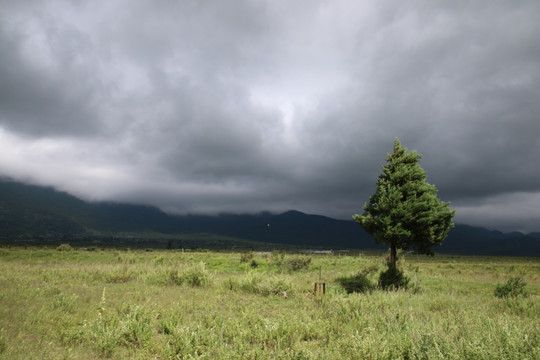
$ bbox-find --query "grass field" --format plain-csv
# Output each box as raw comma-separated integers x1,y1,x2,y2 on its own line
0,247,539,359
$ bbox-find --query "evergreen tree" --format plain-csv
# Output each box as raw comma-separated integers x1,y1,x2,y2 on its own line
353,138,455,266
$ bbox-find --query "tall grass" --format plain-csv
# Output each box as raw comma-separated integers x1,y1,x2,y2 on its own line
224,272,294,296
0,247,538,359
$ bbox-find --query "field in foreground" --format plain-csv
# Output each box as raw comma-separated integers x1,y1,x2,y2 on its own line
0,247,539,359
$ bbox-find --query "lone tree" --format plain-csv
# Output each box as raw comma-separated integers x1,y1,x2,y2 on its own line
353,138,455,267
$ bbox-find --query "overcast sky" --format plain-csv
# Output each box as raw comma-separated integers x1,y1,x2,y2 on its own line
1,1,539,232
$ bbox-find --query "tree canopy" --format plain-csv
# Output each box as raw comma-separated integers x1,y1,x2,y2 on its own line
353,138,455,266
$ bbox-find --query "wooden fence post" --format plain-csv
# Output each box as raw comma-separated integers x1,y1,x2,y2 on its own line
314,282,326,295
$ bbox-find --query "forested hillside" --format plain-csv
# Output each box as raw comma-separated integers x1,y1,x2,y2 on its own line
1,180,539,255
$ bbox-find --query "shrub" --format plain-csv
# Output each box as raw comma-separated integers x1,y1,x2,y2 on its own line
102,265,136,284
117,251,137,264
183,262,211,286
336,271,376,293
225,273,293,297
379,262,410,290
119,305,153,348
169,262,211,287
161,325,202,359
82,304,153,355
88,316,121,357
270,250,286,267
158,314,181,336
257,276,292,296
240,251,254,263
153,256,165,265
494,277,528,298
56,243,73,251
285,256,312,272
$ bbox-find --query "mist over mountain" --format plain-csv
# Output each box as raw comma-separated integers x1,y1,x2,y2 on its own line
1,180,538,255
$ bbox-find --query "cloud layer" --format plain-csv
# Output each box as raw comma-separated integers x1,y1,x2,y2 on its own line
1,0,539,232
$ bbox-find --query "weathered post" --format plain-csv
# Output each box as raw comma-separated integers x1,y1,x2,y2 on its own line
314,282,326,295
314,265,325,295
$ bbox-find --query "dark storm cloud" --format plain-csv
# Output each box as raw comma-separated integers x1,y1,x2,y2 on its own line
1,0,539,232
0,21,103,136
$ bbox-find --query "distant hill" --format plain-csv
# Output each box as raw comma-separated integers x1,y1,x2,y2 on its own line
438,224,540,256
0,179,539,255
0,180,94,236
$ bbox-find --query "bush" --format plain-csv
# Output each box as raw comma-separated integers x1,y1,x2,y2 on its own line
119,305,153,348
240,251,254,263
158,314,181,336
56,243,73,251
225,273,293,297
169,262,211,287
117,251,137,264
494,277,528,298
183,262,211,287
87,315,121,357
82,305,153,356
285,256,311,272
379,263,410,290
269,251,286,267
336,271,376,294
102,265,136,284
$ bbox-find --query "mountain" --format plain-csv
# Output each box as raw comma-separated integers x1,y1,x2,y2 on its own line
226,210,379,249
439,224,540,256
0,179,539,255
0,180,95,236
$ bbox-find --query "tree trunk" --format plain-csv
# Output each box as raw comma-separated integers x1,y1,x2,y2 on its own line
389,243,397,267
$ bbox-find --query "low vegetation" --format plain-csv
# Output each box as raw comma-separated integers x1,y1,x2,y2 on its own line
0,247,539,359
335,267,377,294
494,276,529,299
56,243,74,252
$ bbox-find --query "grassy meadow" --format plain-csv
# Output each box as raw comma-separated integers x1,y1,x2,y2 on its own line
0,246,539,359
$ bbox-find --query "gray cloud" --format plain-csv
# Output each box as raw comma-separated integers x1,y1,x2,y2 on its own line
1,0,539,232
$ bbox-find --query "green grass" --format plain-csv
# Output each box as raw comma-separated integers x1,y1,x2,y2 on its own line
0,247,539,359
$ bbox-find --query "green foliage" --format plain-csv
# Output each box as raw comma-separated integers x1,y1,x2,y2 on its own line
250,258,259,268
240,251,254,263
118,305,153,348
225,273,293,297
263,252,311,272
494,276,528,298
73,301,154,357
336,270,376,293
285,256,312,272
270,250,286,267
337,263,411,292
0,327,6,354
168,262,211,287
51,292,79,312
98,264,137,283
157,313,181,336
353,138,455,263
86,315,121,357
378,262,410,290
1,248,539,359
116,250,138,264
56,243,73,251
